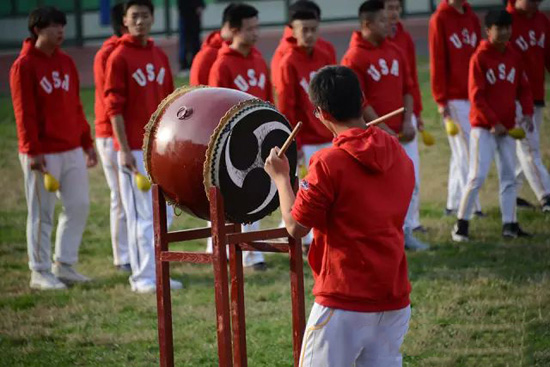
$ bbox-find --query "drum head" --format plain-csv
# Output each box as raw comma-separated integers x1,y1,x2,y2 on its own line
205,99,298,224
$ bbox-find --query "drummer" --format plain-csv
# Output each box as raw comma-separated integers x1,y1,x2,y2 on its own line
207,3,273,271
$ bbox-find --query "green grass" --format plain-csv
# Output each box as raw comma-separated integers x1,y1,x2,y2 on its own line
1,67,550,367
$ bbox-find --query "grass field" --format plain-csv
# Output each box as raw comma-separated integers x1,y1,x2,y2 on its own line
1,61,550,367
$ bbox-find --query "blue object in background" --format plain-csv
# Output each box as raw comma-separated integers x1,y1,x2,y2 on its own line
100,0,111,26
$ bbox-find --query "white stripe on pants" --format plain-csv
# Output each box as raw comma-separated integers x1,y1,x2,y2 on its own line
458,127,517,223
299,303,411,367
19,148,90,271
118,150,173,287
206,221,265,267
401,116,421,230
447,100,481,212
96,137,129,266
515,106,550,202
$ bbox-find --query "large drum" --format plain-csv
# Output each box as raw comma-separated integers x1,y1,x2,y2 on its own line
143,86,298,224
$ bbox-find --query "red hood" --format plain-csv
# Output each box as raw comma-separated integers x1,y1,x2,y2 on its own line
102,34,119,49
218,43,262,59
477,39,512,54
19,38,60,58
333,127,400,173
507,0,516,12
437,0,475,17
349,31,385,50
119,33,153,49
203,30,226,49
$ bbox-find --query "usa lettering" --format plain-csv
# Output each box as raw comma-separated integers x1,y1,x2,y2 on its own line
366,59,399,81
485,63,516,85
233,69,266,92
132,63,166,87
40,71,70,94
299,71,318,93
449,28,478,49
514,31,545,51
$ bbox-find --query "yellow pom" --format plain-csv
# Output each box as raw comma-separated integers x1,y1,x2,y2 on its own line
421,130,435,146
298,164,308,180
508,127,526,140
445,118,459,136
398,133,404,140
135,172,151,191
44,172,60,192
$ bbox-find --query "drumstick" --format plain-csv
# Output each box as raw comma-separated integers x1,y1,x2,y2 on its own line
366,107,406,127
278,121,303,158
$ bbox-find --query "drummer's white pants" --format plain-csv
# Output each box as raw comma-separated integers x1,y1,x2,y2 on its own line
206,221,265,266
118,150,172,288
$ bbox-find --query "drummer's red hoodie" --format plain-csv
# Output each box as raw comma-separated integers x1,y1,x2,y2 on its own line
10,39,93,155
341,32,413,133
429,1,481,105
104,34,174,151
469,40,533,130
506,0,550,105
209,43,273,102
93,35,119,138
190,30,227,86
292,127,413,312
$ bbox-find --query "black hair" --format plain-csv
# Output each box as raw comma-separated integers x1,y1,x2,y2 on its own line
222,3,237,25
485,9,512,28
289,1,322,20
226,3,259,29
124,0,154,16
289,9,318,23
309,66,363,122
359,0,385,23
28,6,67,39
111,3,126,37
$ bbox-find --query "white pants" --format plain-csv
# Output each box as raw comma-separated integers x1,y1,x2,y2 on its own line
458,128,517,223
206,221,265,267
118,150,173,288
96,137,129,266
447,100,481,212
516,106,550,202
19,148,90,271
401,116,421,230
299,303,411,367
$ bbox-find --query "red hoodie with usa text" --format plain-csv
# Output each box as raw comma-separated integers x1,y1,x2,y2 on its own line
292,127,413,312
341,32,413,133
209,43,273,102
507,0,550,105
104,34,174,151
190,30,227,86
429,1,481,106
469,40,533,130
93,35,119,138
10,39,93,156
276,43,333,148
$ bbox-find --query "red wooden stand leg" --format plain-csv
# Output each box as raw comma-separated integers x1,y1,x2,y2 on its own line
153,185,175,367
229,223,247,367
210,187,233,367
288,236,306,366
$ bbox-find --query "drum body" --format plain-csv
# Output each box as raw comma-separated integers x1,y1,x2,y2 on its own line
144,86,297,223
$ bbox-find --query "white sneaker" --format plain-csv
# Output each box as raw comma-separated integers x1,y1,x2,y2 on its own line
52,263,92,284
30,271,67,290
131,278,183,293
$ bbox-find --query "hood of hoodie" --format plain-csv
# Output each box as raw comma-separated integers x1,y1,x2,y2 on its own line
119,33,153,49
203,30,226,50
20,38,60,58
349,31,387,51
437,0,475,17
333,127,399,173
477,39,513,55
218,42,262,59
102,34,119,49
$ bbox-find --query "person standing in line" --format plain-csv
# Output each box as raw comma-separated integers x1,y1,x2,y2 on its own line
177,0,205,75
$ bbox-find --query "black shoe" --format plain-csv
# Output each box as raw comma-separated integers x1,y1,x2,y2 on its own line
302,244,310,256
502,222,532,238
541,195,550,213
116,264,132,273
451,219,469,242
413,225,428,234
474,211,487,218
445,208,457,216
517,197,536,209
252,262,267,272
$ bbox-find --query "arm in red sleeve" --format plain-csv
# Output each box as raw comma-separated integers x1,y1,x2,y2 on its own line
69,59,93,149
469,55,499,126
163,53,175,96
264,60,274,103
429,15,448,106
397,47,414,96
10,60,41,155
406,34,423,116
518,68,534,116
277,60,298,127
104,54,128,118
545,17,550,74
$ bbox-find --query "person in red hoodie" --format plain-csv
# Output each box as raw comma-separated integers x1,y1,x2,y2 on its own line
265,65,413,366
452,9,534,242
104,0,182,293
208,3,272,270
10,6,97,290
189,3,235,86
507,0,550,212
429,0,483,217
341,0,428,251
271,1,337,92
93,3,130,273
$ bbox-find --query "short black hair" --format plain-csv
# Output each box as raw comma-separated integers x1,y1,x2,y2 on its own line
222,3,237,25
485,9,512,28
359,0,385,23
309,66,363,122
289,9,318,23
289,1,322,20
226,3,258,29
125,0,154,16
28,6,67,39
111,3,126,37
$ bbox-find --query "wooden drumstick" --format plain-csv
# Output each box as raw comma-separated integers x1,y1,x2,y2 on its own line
278,121,303,158
366,107,406,127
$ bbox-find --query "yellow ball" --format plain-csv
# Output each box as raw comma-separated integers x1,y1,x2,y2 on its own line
508,127,526,140
44,172,60,192
135,172,151,192
421,130,435,146
445,118,459,136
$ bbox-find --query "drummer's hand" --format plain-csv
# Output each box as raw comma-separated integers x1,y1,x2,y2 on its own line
264,147,290,184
